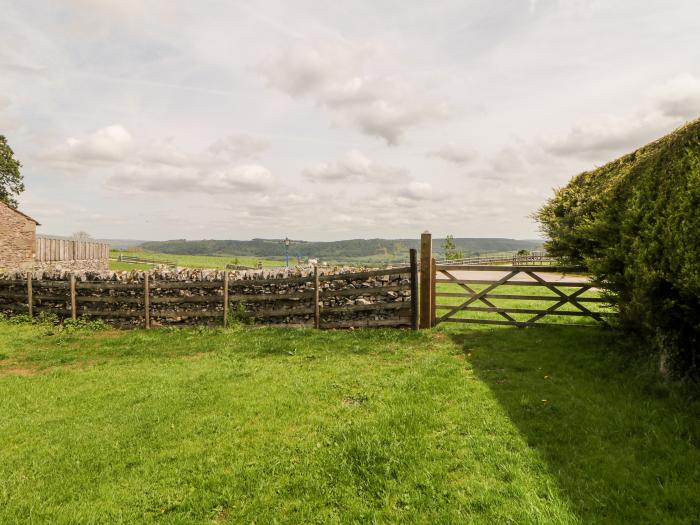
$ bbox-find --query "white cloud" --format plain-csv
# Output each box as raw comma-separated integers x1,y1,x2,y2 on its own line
653,74,700,119
399,181,434,201
41,125,133,163
302,150,406,182
208,134,270,160
106,163,273,194
258,42,448,145
541,112,676,159
426,142,478,165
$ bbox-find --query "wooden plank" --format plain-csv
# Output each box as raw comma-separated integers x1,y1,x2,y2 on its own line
0,293,67,301
152,281,224,289
32,280,71,289
419,231,432,329
76,309,143,318
228,275,314,287
144,274,150,329
441,318,524,327
435,292,607,303
321,284,408,298
229,291,315,302
321,302,410,314
314,266,320,329
435,264,585,272
321,318,411,329
434,305,614,316
319,267,411,282
434,279,593,288
27,272,32,317
150,294,221,304
31,306,72,316
70,274,77,320
251,306,316,318
151,309,222,319
78,296,144,304
223,272,229,328
409,248,418,330
250,322,315,329
77,282,143,290
441,318,600,328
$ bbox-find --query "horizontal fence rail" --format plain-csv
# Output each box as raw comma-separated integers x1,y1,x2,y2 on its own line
0,253,419,331
36,237,110,262
432,264,614,328
113,254,177,267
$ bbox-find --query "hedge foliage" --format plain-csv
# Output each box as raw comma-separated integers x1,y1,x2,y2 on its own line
536,118,700,378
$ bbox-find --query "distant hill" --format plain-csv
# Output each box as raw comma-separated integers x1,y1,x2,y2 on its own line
138,237,544,262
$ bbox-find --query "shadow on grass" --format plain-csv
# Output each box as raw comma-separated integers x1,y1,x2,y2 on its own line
446,325,700,524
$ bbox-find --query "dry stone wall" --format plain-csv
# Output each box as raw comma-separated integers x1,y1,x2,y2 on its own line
0,266,415,329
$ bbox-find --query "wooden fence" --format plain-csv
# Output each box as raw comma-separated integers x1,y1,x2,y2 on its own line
114,254,177,267
0,252,418,330
36,237,110,262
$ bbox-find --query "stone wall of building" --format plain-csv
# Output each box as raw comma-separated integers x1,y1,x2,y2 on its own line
0,202,36,272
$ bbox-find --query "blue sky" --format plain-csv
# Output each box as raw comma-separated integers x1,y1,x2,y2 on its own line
1,0,699,240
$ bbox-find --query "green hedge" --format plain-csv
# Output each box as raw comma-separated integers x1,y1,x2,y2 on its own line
536,118,700,378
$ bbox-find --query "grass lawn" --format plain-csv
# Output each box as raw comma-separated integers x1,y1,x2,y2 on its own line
0,320,698,523
110,251,283,271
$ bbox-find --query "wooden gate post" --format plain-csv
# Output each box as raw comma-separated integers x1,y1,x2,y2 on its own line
313,266,321,329
419,232,433,329
223,272,229,327
144,274,151,329
431,257,437,327
409,248,418,330
70,274,77,320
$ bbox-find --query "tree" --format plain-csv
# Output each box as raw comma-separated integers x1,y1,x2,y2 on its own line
0,135,24,208
442,235,464,261
72,231,93,241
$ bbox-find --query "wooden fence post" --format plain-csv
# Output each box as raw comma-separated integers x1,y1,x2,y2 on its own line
419,232,433,329
314,266,321,329
223,272,229,327
431,258,437,327
144,274,151,329
70,274,77,320
409,248,418,330
26,272,33,317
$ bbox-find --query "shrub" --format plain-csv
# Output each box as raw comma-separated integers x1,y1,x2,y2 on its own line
536,117,700,379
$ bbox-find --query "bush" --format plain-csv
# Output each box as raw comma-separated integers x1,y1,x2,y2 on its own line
536,118,700,379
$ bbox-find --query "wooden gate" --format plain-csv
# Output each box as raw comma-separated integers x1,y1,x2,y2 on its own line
418,232,613,328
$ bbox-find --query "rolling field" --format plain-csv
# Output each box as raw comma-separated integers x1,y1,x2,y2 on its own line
0,318,698,523
109,251,283,271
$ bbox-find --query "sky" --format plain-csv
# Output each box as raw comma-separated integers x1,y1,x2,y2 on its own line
1,0,699,241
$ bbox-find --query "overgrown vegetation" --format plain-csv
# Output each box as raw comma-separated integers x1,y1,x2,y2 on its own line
536,118,700,379
0,321,697,523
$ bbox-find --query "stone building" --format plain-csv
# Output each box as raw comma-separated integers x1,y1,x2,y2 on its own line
0,201,40,271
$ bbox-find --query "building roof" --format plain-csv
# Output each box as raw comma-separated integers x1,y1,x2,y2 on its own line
0,200,41,226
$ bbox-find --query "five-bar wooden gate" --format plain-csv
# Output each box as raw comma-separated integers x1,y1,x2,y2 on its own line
418,232,613,328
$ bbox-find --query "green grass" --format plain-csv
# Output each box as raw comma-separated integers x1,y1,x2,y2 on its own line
110,251,282,270
0,319,698,523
